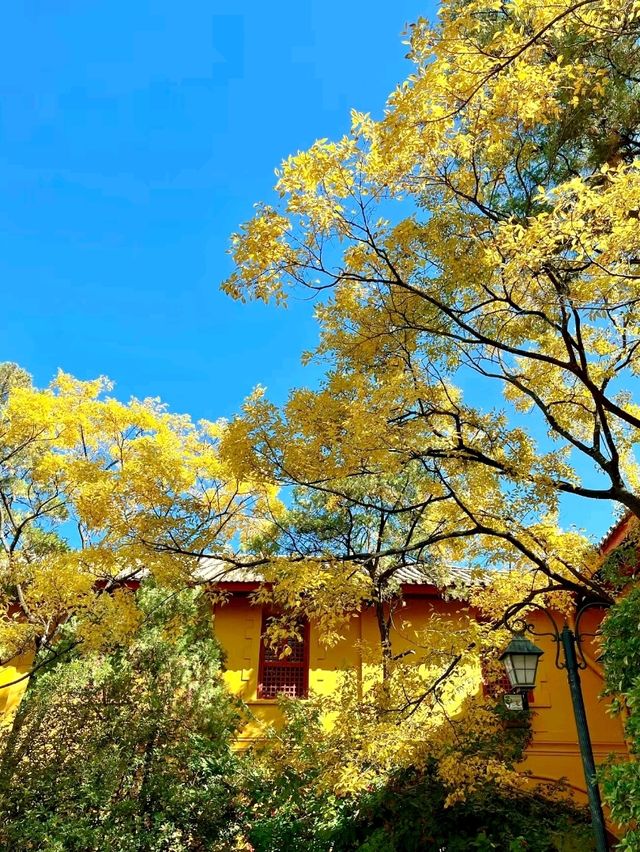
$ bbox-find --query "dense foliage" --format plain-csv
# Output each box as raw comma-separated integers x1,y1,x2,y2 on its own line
2,0,640,844
0,646,594,852
219,0,640,837
243,771,593,852
0,362,275,664
224,0,640,591
0,584,242,851
600,549,640,850
238,701,592,852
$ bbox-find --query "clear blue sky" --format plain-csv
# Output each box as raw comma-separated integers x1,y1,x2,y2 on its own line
0,1,618,539
0,1,433,420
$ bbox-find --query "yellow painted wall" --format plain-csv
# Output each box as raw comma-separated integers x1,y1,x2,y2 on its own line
214,595,365,745
216,594,498,747
0,651,34,722
0,592,626,833
521,608,627,807
214,594,628,814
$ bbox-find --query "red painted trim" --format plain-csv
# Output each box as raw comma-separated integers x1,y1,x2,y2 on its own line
399,583,451,598
93,579,141,591
217,581,266,594
217,580,452,600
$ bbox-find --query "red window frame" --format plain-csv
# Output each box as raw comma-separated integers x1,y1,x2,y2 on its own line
257,610,310,699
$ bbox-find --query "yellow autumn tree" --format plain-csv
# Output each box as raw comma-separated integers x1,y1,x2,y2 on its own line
215,376,607,801
224,0,640,520
0,365,277,673
218,0,635,800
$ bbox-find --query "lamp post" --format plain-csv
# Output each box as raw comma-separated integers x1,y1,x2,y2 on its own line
500,602,609,852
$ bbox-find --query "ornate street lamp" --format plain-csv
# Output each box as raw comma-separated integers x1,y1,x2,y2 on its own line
501,602,610,852
499,633,544,691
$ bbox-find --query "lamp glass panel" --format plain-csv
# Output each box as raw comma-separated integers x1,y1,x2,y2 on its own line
504,655,516,687
508,653,538,688
525,655,539,683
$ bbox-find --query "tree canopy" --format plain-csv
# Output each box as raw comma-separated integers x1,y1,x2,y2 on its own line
3,0,640,845
0,583,243,851
217,0,640,838
0,367,277,665
224,0,640,520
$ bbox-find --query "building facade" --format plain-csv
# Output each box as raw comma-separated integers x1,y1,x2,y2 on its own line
213,575,627,810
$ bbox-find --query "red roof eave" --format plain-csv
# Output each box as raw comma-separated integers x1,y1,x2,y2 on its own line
215,580,462,600
599,512,633,556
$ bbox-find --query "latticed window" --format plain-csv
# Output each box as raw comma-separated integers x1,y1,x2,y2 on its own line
257,612,309,699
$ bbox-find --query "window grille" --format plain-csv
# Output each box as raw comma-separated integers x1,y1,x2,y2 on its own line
258,613,309,699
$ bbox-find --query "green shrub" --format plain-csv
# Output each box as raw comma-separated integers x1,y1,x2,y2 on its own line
238,702,592,852
600,583,640,849
0,585,243,851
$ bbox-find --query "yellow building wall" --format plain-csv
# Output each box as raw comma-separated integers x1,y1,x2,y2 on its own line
214,595,628,816
0,651,34,722
216,594,498,745
0,593,625,832
521,609,627,806
214,595,365,745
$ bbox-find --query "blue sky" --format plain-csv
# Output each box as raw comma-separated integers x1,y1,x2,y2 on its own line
0,1,432,420
0,1,619,539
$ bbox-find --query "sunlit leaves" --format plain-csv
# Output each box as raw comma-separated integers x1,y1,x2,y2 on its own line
224,0,640,518
0,367,277,660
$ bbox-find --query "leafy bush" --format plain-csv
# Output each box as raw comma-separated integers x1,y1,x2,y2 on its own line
0,584,243,851
241,759,593,851
238,700,592,852
0,582,597,851
600,583,640,849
